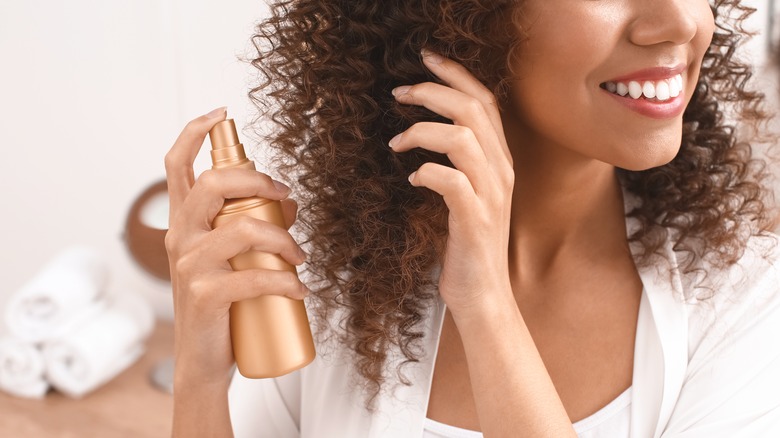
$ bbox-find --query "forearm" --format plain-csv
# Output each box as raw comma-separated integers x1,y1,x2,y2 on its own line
451,294,577,438
172,378,234,437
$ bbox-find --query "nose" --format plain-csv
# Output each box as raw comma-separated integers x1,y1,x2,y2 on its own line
628,0,702,46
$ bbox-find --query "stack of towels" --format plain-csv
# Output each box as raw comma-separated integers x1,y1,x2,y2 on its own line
0,246,154,399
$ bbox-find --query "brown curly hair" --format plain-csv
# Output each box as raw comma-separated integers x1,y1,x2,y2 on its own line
244,0,774,407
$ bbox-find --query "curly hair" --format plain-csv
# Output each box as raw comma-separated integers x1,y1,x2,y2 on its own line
244,0,773,407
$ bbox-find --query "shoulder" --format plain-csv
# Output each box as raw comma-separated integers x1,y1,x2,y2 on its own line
681,231,780,372
708,232,779,294
663,233,780,433
684,231,780,310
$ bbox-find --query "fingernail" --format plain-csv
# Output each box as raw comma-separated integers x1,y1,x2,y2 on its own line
389,132,403,148
408,171,417,184
272,179,291,194
206,106,227,119
421,48,443,64
392,86,411,97
297,247,307,262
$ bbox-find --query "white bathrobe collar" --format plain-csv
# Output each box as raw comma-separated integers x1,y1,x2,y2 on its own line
630,237,689,438
624,192,689,438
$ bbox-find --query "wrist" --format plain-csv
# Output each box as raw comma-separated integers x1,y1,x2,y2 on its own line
448,285,521,329
174,373,232,394
173,358,234,393
172,375,233,438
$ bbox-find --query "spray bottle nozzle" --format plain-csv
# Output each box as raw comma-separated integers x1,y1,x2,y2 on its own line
210,118,241,150
208,118,252,170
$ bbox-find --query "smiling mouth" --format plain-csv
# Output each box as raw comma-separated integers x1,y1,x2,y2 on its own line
599,74,683,103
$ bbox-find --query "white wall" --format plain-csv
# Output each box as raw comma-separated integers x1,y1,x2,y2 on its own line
743,1,780,215
0,0,271,322
0,0,777,326
743,0,772,65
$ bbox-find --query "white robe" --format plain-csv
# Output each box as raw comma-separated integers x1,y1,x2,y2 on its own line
228,216,780,437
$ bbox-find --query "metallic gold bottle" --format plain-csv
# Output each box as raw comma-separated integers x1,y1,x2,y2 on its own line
209,117,315,378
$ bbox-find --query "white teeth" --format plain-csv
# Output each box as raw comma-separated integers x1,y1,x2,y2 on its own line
669,78,680,97
604,74,683,102
628,81,643,99
642,81,656,99
655,81,670,101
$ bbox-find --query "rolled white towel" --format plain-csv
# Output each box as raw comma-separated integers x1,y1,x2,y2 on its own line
0,337,49,399
42,291,155,398
5,246,109,343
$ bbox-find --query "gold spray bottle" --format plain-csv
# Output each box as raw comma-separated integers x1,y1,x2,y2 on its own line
209,117,315,378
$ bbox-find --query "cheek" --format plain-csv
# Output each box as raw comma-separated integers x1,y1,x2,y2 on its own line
518,11,615,88
512,7,617,107
511,72,685,171
510,13,617,141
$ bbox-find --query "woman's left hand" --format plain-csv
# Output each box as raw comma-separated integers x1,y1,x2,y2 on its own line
390,49,516,318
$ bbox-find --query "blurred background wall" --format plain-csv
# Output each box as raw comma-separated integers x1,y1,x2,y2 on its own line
0,0,778,327
0,0,272,324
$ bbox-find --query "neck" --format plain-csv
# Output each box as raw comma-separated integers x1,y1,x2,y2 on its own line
505,124,631,284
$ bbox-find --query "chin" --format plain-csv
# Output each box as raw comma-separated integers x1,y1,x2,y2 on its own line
609,130,683,171
617,146,680,171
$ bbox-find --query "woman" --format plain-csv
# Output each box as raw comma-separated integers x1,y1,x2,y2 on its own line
164,0,780,436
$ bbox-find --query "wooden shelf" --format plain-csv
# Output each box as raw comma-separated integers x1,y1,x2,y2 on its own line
0,321,174,437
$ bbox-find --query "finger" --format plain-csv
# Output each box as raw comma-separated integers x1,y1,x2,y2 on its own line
171,167,291,234
392,83,509,174
389,122,491,193
192,269,309,306
165,106,228,225
421,49,511,164
408,163,478,216
279,199,299,230
193,215,306,267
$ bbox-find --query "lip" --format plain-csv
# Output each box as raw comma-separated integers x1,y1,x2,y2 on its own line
602,90,686,120
604,63,687,83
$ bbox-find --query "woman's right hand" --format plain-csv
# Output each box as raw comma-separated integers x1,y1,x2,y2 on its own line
163,107,309,390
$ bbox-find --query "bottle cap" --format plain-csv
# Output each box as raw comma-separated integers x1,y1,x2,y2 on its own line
210,119,240,150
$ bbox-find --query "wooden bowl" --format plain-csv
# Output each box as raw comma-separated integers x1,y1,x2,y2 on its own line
123,179,171,281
